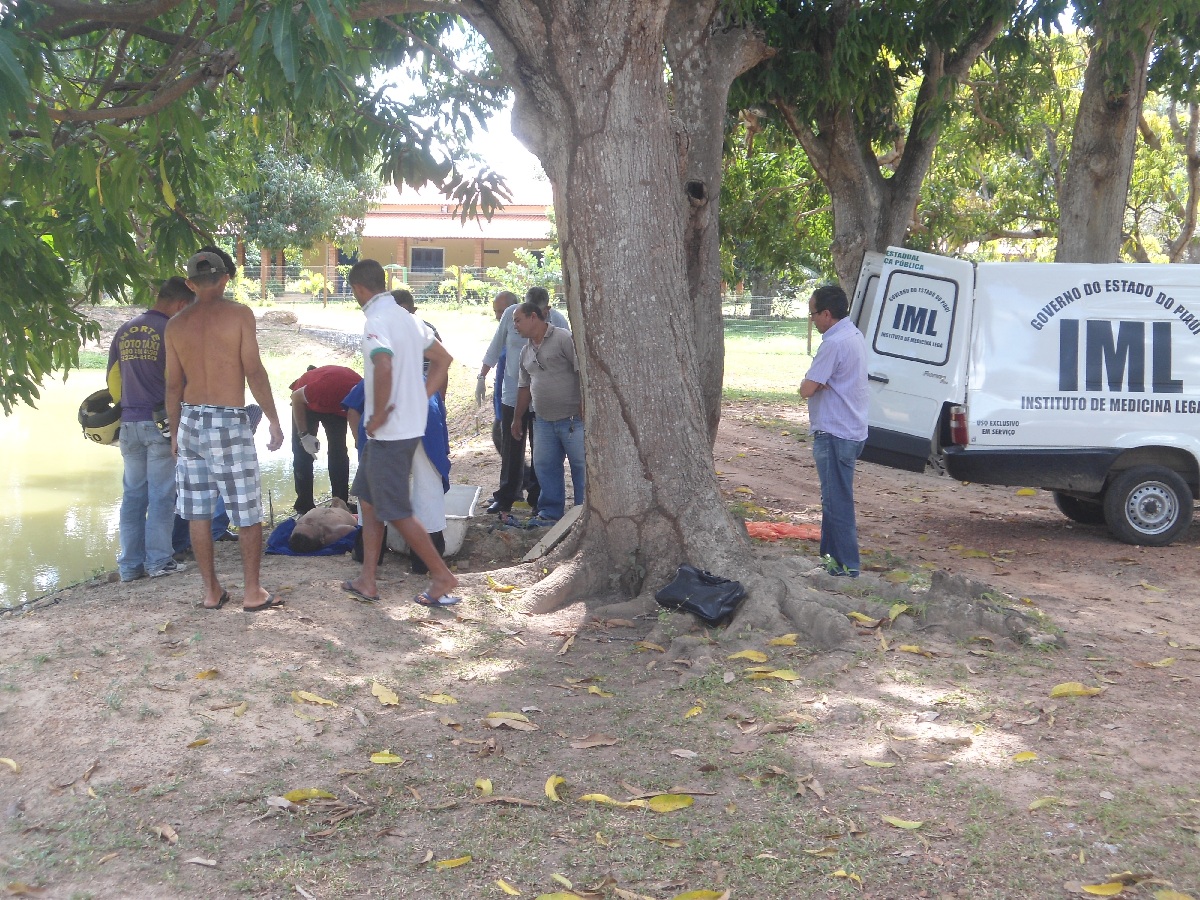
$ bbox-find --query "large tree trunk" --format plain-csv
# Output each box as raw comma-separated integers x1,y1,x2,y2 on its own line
774,17,1006,291
1056,14,1156,262
462,0,769,612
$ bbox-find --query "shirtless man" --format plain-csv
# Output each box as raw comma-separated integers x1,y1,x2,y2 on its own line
288,499,358,553
165,247,285,611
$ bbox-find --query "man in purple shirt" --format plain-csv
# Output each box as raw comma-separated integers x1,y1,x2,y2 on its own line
108,277,195,581
801,284,869,577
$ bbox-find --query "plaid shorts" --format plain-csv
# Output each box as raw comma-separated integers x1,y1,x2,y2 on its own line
176,404,262,527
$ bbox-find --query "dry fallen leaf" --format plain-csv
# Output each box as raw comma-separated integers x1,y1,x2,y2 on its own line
1080,884,1125,896
194,669,218,680
433,855,471,870
645,833,684,848
579,793,648,810
634,641,665,653
371,682,400,706
684,705,703,719
587,685,614,698
727,650,768,663
546,775,566,801
154,823,178,844
1050,682,1104,698
881,815,923,829
671,749,699,759
370,751,405,765
486,574,517,593
570,734,619,749
646,794,695,813
232,701,248,718
282,788,336,803
183,857,217,868
495,878,522,896
186,738,210,749
1012,751,1038,762
0,758,21,774
420,693,458,705
292,690,337,707
475,778,493,797
768,633,799,646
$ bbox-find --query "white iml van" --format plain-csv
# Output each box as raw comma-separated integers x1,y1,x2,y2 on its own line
849,247,1200,546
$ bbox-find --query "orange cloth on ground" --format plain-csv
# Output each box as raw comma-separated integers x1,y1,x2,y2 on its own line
745,521,821,542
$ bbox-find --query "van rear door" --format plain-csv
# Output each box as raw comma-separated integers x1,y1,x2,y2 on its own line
856,248,975,471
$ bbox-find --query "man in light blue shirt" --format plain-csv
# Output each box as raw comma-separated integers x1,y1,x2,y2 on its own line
801,284,869,577
478,287,569,513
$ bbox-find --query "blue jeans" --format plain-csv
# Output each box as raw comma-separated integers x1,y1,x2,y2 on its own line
172,500,230,553
118,420,176,579
531,414,585,520
812,431,865,575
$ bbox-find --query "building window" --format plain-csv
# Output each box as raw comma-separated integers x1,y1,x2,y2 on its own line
411,248,444,272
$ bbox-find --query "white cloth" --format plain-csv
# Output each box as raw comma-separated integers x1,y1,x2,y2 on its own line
360,292,434,440
409,442,447,532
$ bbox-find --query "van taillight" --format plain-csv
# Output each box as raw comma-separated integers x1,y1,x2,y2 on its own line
949,406,968,446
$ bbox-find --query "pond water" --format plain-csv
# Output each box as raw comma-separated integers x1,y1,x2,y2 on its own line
0,373,328,608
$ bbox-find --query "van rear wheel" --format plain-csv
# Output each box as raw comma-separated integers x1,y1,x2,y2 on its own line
1103,466,1193,546
1053,492,1106,526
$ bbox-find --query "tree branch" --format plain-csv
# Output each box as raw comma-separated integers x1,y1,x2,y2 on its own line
32,0,190,32
773,98,828,183
1168,102,1199,263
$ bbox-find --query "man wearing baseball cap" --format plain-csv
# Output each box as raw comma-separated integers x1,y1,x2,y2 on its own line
165,246,286,611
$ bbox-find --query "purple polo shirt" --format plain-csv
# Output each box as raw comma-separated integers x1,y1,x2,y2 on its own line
108,309,170,422
805,316,868,441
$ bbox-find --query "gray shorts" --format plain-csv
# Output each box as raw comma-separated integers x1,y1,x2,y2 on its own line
351,437,419,523
176,404,262,527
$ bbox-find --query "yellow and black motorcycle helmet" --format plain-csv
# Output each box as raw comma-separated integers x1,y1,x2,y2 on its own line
79,389,122,446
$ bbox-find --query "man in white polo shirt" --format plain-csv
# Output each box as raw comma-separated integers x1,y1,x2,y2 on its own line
340,259,460,607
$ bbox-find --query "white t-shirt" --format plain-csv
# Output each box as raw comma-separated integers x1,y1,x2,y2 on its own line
360,292,434,441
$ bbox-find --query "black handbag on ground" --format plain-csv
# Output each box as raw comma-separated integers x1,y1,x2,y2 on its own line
655,564,747,625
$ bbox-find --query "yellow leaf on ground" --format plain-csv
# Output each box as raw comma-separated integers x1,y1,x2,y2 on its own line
1029,796,1062,810
434,855,471,870
0,758,20,774
486,711,531,723
370,751,405,765
533,894,584,900
831,870,863,885
727,650,768,662
899,645,934,657
884,570,913,583
768,634,799,646
232,701,248,717
587,686,614,698
595,832,609,846
371,682,400,706
1081,884,1125,896
486,574,517,592
545,775,566,802
1146,657,1177,668
551,874,573,889
1016,488,1037,496
496,878,522,895
1137,581,1166,592
569,734,619,749
646,794,695,813
292,690,337,707
960,548,992,558
1050,682,1104,698
194,669,218,680
158,621,170,633
282,788,335,803
881,815,923,829
863,760,896,768
1012,751,1038,762
670,892,729,900
475,778,493,797
634,641,666,653
186,738,210,748
1153,891,1197,900
684,705,703,719
847,611,881,625
421,693,458,705
888,603,910,622
579,793,648,810
645,833,684,847
745,669,799,682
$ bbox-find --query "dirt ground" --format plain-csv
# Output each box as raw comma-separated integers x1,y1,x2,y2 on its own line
1,319,1198,900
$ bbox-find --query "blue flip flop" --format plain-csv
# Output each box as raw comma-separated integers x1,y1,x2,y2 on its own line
414,591,460,607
